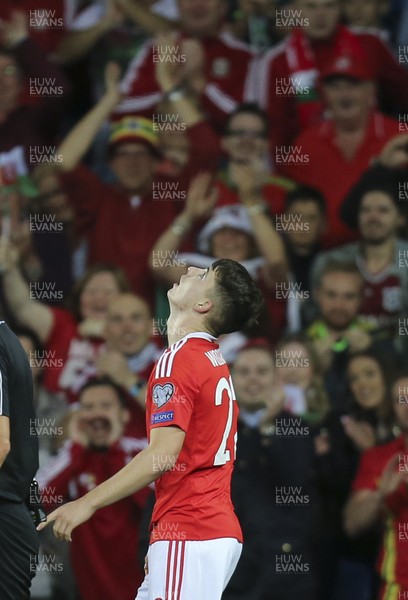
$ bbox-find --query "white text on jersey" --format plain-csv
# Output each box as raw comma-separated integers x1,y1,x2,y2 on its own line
205,349,226,367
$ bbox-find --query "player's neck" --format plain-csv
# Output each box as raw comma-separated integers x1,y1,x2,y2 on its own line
167,313,210,346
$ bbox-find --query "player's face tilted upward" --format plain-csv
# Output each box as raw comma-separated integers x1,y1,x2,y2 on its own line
167,266,216,311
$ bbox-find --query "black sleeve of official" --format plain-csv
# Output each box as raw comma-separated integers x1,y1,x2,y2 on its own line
0,347,9,418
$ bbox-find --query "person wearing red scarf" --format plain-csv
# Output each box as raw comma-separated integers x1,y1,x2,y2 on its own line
258,0,408,151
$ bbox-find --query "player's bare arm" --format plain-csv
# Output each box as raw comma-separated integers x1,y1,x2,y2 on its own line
37,425,185,542
0,416,10,468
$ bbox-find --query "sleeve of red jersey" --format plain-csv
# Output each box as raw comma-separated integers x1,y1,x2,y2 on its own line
351,448,379,492
114,41,161,118
200,49,257,130
149,351,200,433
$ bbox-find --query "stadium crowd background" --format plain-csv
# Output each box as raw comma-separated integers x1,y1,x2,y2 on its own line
0,0,408,598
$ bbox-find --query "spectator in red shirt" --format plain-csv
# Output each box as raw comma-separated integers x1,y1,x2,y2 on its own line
36,377,150,600
258,0,408,149
344,370,408,600
278,53,400,248
215,102,296,215
115,0,257,131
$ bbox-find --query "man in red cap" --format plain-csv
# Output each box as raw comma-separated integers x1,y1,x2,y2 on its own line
277,52,400,249
258,0,408,151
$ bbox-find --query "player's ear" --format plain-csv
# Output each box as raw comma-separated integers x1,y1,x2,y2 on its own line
193,299,213,314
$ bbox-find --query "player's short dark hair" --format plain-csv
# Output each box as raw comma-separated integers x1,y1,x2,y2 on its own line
206,259,264,337
285,185,327,216
78,376,129,408
224,102,269,137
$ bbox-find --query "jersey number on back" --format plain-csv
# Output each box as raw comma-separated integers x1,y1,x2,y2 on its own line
214,376,237,466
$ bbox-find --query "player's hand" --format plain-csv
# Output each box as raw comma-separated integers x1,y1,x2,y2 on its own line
37,497,95,542
341,416,376,451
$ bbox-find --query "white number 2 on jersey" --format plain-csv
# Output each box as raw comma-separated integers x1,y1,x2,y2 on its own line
213,376,237,466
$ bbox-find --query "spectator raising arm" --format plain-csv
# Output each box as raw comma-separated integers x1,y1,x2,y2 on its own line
155,33,207,126
149,172,218,285
235,162,288,282
57,62,121,172
55,0,126,65
344,454,408,537
0,238,53,345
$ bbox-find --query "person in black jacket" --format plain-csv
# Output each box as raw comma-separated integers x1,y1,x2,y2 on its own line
224,342,316,600
313,347,397,600
0,320,39,599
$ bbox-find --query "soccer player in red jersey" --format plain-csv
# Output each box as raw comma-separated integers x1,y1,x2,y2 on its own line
38,258,263,600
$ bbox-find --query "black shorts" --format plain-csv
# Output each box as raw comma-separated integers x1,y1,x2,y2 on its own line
0,501,39,600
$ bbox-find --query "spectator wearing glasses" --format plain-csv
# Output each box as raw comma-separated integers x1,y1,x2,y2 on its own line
214,103,296,217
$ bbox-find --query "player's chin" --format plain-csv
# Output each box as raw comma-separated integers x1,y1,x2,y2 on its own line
168,282,179,295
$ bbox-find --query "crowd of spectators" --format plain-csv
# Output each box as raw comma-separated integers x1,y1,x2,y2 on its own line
0,1,407,599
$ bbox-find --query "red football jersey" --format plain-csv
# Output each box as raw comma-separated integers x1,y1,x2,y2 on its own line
146,332,243,543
